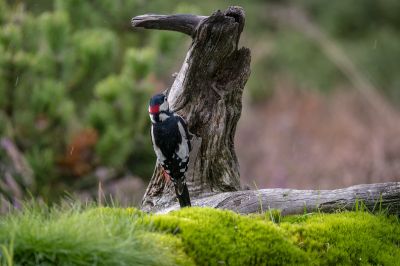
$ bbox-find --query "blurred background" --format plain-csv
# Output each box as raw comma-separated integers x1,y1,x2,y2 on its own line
0,0,399,209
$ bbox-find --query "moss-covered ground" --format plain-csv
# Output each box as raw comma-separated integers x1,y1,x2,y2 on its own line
0,204,399,265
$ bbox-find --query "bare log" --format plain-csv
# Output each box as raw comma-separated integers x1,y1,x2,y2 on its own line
158,182,400,216
133,7,251,212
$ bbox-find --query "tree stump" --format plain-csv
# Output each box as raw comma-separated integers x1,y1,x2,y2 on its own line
133,6,250,212
132,7,400,216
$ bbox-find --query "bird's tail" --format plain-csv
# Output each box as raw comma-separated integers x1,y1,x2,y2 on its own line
174,180,191,208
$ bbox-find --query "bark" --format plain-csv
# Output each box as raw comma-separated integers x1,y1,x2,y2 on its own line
133,6,251,212
158,182,400,216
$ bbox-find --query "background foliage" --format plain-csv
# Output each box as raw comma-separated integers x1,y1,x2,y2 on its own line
0,0,185,204
0,0,399,205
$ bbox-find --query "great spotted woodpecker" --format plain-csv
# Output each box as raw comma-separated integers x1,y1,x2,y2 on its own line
149,93,191,207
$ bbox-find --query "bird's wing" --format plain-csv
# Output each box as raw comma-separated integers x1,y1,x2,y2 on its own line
175,117,190,165
175,115,192,152
151,125,166,164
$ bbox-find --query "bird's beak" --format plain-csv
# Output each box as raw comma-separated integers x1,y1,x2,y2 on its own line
149,105,160,114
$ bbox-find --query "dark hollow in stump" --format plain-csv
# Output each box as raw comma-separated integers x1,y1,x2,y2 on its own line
132,7,400,216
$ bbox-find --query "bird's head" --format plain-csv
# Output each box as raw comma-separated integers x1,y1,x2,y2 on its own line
149,93,170,122
149,93,169,114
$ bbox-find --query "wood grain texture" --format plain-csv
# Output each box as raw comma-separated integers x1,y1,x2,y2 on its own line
131,14,206,36
157,182,400,216
133,7,251,212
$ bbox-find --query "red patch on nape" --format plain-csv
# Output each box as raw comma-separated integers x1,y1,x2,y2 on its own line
149,104,160,114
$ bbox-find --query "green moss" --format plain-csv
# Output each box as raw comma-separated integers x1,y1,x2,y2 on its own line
281,212,400,265
1,206,399,266
150,207,308,265
146,233,196,266
148,208,400,266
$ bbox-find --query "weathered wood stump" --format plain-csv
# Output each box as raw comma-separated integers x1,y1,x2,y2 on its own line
132,6,400,216
133,7,250,212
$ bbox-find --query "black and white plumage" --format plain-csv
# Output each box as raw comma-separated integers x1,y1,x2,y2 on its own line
149,93,192,207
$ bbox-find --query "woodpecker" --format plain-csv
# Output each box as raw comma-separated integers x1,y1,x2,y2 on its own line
149,93,192,207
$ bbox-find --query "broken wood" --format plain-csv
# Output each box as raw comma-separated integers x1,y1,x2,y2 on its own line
133,6,250,212
132,14,206,36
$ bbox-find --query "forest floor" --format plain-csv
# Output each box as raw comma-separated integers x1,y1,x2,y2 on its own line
0,204,399,265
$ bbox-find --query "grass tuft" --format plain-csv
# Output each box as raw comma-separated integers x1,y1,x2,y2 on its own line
0,203,177,266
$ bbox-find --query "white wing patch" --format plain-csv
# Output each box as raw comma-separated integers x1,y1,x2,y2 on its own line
151,126,166,163
176,120,190,162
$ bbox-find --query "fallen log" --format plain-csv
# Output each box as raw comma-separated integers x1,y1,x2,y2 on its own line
158,182,400,216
